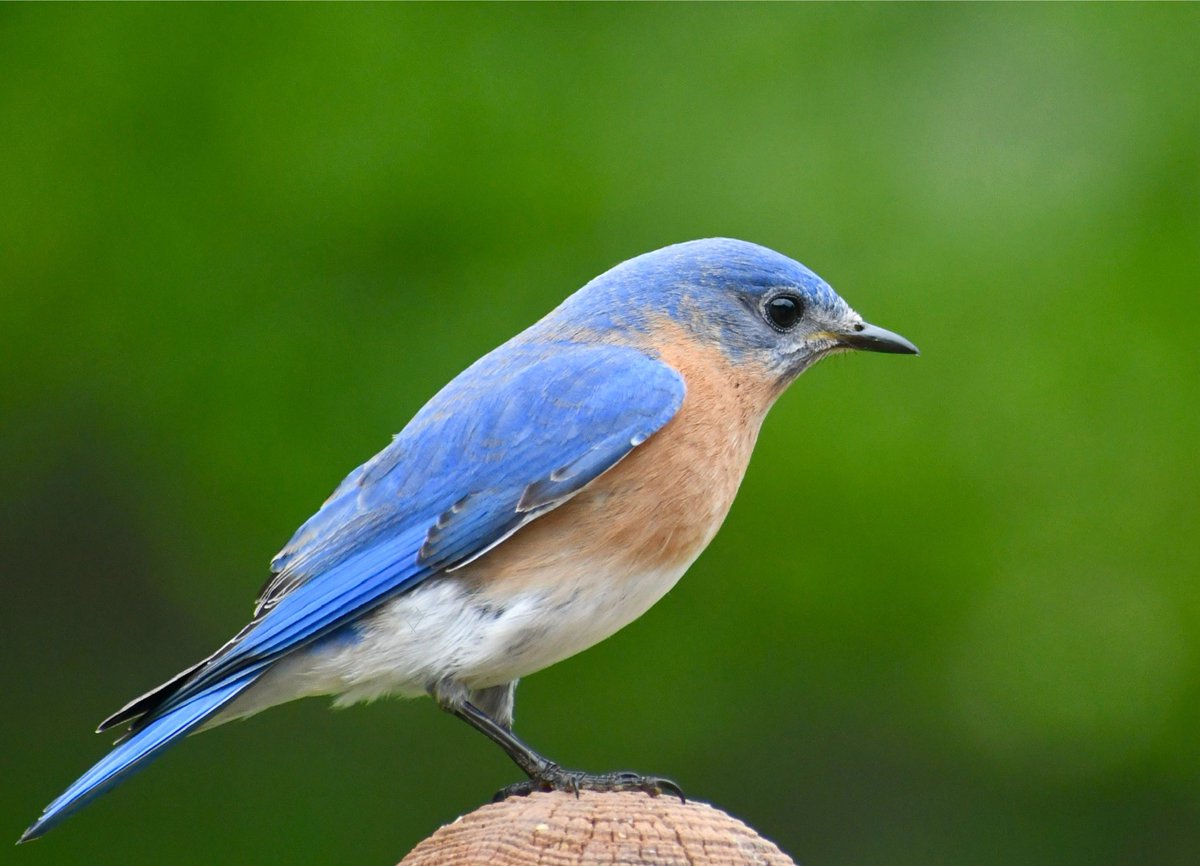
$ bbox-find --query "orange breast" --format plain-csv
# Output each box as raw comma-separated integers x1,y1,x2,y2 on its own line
461,323,780,593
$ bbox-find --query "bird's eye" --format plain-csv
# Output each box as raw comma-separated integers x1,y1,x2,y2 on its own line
764,295,804,331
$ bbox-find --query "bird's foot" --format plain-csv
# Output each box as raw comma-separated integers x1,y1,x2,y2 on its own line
494,765,685,803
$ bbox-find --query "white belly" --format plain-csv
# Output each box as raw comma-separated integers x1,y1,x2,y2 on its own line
217,557,695,721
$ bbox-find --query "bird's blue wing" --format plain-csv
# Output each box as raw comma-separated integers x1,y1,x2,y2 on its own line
23,341,684,840
158,340,686,709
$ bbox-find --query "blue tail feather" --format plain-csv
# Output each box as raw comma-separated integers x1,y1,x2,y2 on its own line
19,671,260,843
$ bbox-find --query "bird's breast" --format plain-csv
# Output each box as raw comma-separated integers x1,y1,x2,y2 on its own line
463,323,775,597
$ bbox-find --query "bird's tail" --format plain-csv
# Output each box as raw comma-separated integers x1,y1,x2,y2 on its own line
19,669,260,843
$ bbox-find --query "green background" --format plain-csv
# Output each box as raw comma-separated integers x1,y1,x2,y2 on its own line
3,5,1197,864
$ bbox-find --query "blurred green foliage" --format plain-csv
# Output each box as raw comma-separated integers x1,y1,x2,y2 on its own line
2,5,1198,865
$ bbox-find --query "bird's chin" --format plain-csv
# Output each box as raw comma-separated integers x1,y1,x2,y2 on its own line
778,343,838,384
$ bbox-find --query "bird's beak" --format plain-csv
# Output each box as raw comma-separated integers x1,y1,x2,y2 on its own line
836,321,919,355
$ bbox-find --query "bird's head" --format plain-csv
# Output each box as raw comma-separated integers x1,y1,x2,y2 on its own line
556,238,917,386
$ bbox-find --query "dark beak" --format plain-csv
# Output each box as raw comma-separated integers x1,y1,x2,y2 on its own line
838,321,919,355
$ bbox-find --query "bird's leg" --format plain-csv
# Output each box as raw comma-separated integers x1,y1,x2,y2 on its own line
448,699,685,802
449,700,551,779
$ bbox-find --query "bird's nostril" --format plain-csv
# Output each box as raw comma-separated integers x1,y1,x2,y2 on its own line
853,323,865,332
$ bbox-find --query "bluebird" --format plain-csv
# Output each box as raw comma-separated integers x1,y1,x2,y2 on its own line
21,238,917,842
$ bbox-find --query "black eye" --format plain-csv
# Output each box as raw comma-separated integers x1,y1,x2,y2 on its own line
764,294,803,330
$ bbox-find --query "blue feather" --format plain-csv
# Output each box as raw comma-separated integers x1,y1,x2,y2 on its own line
20,671,260,842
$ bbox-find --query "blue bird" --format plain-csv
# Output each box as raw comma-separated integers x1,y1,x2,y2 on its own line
21,238,917,842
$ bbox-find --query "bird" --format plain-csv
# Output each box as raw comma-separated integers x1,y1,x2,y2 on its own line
20,237,917,842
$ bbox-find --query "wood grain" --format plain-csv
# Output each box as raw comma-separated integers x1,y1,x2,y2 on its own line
400,792,795,866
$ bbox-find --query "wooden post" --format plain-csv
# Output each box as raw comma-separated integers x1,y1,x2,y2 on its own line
399,791,796,866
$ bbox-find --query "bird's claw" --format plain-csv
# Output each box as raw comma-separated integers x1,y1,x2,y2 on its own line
493,765,685,803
